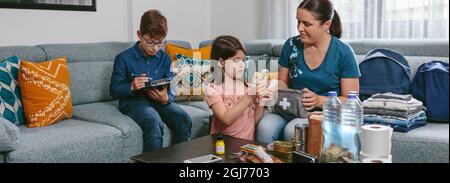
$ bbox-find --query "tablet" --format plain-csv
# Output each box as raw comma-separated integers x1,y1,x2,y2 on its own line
144,78,172,90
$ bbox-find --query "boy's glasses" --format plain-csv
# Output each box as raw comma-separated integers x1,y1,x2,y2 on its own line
140,36,166,48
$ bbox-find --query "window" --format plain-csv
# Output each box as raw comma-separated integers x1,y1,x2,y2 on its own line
332,0,449,39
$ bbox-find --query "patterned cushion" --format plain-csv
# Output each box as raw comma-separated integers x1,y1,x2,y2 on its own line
166,43,211,62
0,55,25,125
18,58,73,128
173,54,211,101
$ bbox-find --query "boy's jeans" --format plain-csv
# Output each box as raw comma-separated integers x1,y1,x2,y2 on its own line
122,100,192,152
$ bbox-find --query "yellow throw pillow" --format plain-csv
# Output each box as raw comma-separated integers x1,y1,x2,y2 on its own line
165,43,211,63
19,58,73,128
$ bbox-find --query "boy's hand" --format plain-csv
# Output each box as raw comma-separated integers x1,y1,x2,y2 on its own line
131,74,149,91
147,85,169,104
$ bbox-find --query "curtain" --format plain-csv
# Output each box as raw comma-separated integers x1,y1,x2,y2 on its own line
264,0,449,40
332,0,449,39
260,0,300,39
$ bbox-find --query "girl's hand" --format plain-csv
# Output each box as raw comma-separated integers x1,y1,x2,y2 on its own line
302,88,326,111
247,82,267,100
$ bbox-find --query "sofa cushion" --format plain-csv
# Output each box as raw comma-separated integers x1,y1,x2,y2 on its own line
37,42,133,63
72,101,143,158
173,54,211,102
166,43,211,61
0,117,19,153
164,104,211,147
0,46,46,62
200,39,282,56
10,119,124,163
68,61,114,105
19,58,73,128
392,123,449,163
73,101,210,148
0,55,25,125
346,40,449,57
177,101,211,113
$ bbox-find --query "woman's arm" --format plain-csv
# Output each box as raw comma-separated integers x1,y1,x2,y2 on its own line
210,95,257,127
339,78,360,103
303,78,360,110
278,66,290,89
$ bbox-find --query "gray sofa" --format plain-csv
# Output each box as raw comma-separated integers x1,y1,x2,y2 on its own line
0,41,211,163
0,39,448,163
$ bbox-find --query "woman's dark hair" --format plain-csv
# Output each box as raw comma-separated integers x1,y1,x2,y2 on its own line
210,36,247,84
298,0,342,38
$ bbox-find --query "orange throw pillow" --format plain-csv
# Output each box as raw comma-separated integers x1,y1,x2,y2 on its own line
165,43,211,63
18,58,73,128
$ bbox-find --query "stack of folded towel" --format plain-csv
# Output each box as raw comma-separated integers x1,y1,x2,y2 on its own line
363,92,427,132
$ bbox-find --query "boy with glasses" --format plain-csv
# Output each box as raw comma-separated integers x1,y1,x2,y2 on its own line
110,10,192,152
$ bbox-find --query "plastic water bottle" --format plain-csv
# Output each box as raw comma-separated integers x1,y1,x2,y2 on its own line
321,91,342,160
340,93,363,162
349,91,364,126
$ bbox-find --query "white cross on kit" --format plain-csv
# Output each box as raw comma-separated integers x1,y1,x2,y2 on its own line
279,98,291,110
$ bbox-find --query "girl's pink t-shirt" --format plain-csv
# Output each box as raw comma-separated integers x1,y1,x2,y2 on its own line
205,83,256,141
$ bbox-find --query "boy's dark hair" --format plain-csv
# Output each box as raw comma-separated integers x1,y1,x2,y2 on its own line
140,10,168,38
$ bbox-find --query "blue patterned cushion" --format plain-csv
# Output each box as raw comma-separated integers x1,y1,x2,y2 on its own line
0,55,25,125
173,54,211,101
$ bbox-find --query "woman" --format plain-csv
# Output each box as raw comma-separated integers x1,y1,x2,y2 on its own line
257,0,361,144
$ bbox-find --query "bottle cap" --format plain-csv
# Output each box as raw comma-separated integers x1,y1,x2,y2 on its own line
217,133,224,141
328,91,337,97
348,93,357,99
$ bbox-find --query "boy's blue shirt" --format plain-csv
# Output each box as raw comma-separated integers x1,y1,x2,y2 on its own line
110,42,175,108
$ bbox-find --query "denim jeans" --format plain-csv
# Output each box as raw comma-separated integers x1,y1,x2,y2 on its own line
122,100,192,152
256,113,308,144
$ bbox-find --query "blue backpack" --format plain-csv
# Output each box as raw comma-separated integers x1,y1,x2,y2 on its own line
359,49,411,101
412,61,449,122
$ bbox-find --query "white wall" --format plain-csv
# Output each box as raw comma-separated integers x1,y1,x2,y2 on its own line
0,0,130,47
0,0,265,48
210,0,266,41
131,0,211,48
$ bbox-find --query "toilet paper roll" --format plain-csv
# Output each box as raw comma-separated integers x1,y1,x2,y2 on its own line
362,158,392,163
360,151,392,162
360,125,393,156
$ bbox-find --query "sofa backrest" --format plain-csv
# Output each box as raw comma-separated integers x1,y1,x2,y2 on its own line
271,39,449,77
199,39,284,72
0,46,47,62
0,40,191,106
346,40,449,77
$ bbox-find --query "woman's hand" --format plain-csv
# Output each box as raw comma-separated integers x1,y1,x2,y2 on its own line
302,88,326,111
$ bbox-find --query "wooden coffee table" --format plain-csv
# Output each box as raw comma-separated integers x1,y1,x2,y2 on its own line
130,135,260,163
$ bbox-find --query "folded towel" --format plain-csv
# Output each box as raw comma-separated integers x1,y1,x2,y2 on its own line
372,92,413,101
363,97,423,111
364,107,426,119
